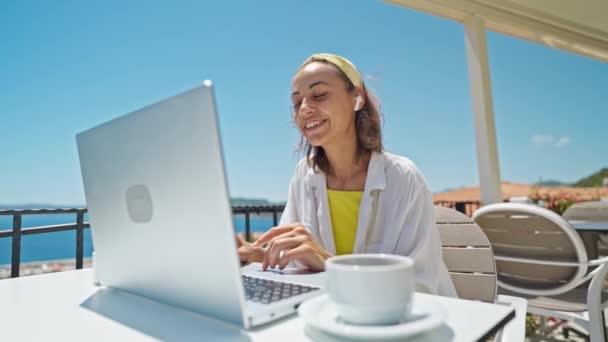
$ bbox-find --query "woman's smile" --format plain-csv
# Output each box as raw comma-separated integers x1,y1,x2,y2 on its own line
303,119,328,134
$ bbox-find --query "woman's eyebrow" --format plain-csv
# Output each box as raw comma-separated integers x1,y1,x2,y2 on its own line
308,81,329,89
292,80,329,96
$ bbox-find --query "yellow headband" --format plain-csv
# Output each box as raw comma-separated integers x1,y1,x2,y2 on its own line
301,53,363,88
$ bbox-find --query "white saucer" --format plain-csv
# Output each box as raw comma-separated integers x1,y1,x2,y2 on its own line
298,294,446,341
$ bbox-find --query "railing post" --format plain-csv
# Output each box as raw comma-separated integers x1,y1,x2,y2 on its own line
11,215,22,278
245,210,251,242
76,211,84,269
272,207,278,226
455,202,466,215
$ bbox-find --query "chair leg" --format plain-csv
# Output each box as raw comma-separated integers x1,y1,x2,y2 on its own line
603,310,607,342
587,264,608,342
562,325,590,342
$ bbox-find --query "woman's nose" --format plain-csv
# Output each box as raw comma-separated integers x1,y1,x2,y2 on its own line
298,98,314,117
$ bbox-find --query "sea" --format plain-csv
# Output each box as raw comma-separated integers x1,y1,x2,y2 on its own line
0,213,276,265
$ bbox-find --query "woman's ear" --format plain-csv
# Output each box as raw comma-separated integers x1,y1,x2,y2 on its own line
354,96,363,111
353,89,366,111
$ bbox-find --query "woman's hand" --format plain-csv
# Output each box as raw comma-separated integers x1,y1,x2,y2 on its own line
252,223,332,271
235,234,265,265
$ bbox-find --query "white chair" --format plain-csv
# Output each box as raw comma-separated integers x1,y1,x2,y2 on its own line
563,201,608,256
473,202,608,342
435,205,527,341
509,196,532,204
563,201,608,222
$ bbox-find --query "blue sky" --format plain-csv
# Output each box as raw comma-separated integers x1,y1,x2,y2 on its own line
1,0,606,205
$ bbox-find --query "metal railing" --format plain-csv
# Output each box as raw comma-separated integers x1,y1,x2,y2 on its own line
0,201,479,279
0,205,285,278
232,205,285,242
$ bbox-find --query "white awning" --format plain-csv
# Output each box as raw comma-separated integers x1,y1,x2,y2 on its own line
384,0,607,205
386,0,608,62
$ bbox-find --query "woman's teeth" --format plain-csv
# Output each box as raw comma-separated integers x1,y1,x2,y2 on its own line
305,120,323,129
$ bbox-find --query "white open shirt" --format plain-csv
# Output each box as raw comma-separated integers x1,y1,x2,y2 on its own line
279,151,457,297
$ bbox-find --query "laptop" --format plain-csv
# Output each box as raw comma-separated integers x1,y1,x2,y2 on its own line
76,81,322,329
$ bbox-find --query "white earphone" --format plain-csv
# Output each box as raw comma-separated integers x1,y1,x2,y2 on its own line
354,96,363,111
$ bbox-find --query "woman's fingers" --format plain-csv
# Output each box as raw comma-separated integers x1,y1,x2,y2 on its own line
253,223,310,247
278,245,326,271
277,245,310,270
252,224,298,247
262,236,301,270
266,237,305,269
279,241,330,271
265,232,297,246
253,223,327,271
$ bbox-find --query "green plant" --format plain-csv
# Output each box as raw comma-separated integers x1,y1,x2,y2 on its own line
526,313,540,336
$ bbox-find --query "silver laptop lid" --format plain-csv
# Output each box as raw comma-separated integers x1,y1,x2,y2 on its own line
76,82,248,328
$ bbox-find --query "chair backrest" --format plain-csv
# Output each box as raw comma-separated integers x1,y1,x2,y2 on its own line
562,201,608,222
435,205,497,302
473,203,588,296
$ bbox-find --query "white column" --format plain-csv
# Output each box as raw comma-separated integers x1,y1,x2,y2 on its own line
464,15,502,205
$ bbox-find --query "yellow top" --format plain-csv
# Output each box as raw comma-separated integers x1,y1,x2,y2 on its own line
327,189,363,255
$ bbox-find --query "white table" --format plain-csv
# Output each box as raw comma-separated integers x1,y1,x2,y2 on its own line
0,268,515,341
570,220,608,232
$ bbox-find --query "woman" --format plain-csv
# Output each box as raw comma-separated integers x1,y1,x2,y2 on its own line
238,53,456,297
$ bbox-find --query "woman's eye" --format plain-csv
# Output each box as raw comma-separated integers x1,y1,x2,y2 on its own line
313,93,328,99
293,102,302,110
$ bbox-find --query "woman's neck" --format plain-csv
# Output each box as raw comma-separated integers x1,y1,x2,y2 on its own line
323,135,371,190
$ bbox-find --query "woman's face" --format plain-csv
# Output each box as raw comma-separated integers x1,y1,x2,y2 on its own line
291,62,360,148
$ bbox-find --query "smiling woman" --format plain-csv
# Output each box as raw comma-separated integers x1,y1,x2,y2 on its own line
238,53,457,297
291,53,383,176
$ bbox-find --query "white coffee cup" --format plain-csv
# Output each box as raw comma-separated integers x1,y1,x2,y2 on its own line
92,251,100,286
325,254,415,325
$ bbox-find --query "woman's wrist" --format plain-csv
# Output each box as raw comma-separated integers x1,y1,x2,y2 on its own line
251,246,266,263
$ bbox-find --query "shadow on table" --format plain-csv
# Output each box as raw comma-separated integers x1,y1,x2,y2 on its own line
304,323,454,342
81,287,251,341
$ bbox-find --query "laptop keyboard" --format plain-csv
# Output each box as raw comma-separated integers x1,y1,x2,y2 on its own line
242,275,319,304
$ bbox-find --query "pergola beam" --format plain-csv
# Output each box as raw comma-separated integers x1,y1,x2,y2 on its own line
385,0,608,62
464,16,502,205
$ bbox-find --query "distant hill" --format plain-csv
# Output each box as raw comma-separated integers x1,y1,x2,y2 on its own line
0,203,84,210
535,179,569,187
435,167,608,197
532,168,607,188
229,197,284,206
0,198,282,210
574,168,608,187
